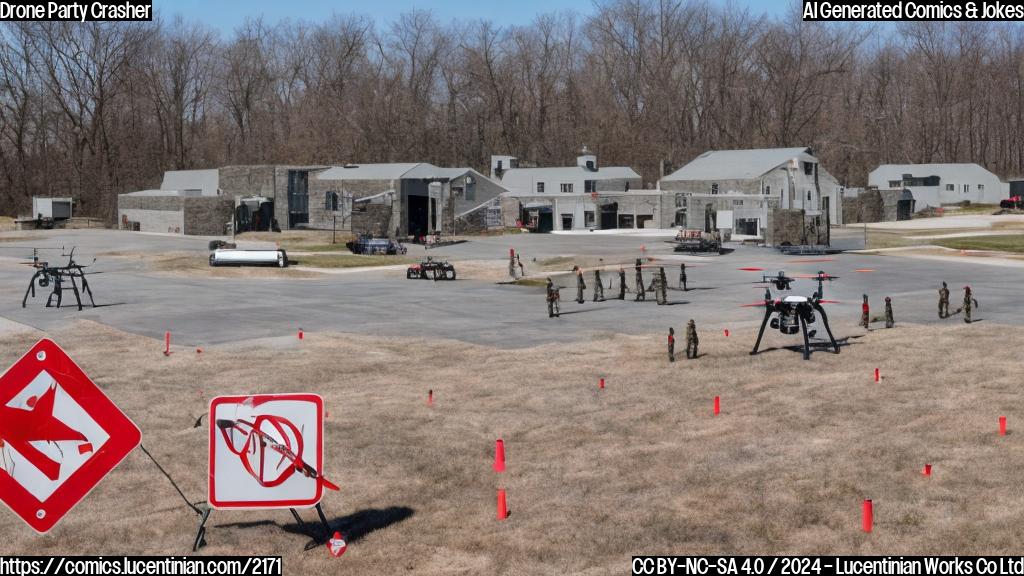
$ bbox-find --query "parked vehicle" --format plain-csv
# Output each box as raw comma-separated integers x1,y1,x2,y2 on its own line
407,256,456,280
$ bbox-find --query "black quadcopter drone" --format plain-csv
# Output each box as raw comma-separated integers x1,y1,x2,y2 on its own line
21,247,98,311
740,269,841,360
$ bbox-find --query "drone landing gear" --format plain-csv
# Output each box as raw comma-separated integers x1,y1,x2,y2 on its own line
192,503,333,552
813,303,840,354
750,306,773,355
799,314,811,361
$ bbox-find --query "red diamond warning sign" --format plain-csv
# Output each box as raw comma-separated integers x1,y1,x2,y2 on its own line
0,339,141,533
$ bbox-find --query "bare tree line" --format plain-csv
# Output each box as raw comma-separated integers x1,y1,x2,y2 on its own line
1,1,1023,220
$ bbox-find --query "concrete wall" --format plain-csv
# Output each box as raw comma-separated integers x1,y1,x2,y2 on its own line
118,194,233,235
183,196,234,235
351,204,393,236
118,195,185,233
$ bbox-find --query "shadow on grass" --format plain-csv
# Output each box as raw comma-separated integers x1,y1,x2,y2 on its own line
214,506,415,550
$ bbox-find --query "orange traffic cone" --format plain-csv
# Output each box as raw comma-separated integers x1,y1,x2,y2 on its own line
497,489,508,520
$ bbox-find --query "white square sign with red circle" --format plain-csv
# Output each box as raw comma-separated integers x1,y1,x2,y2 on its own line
0,339,141,533
208,393,325,509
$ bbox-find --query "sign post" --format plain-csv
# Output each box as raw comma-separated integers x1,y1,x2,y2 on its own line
202,393,338,551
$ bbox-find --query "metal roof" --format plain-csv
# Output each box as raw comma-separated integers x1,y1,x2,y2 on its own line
316,164,507,192
499,166,640,189
662,147,814,182
120,189,203,197
869,163,1001,182
160,169,219,195
316,163,424,181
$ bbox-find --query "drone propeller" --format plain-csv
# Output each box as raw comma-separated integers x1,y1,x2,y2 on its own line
740,300,772,308
817,299,841,304
738,267,766,271
854,269,875,273
793,273,839,280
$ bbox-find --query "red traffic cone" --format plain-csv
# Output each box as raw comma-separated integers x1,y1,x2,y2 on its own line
922,464,932,477
723,329,730,337
599,378,605,390
874,368,880,383
327,531,347,557
497,488,508,520
494,439,506,473
298,328,304,340
163,331,171,356
427,389,433,407
862,499,873,533
713,396,720,415
196,348,203,354
1000,416,1007,436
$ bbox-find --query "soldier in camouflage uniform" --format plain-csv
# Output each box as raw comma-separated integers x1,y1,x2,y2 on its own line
685,319,699,359
634,258,645,301
574,266,586,304
660,267,669,304
678,263,688,291
938,281,950,318
618,267,627,300
546,277,560,318
593,269,605,302
884,296,894,328
667,327,676,362
861,294,870,329
654,268,667,305
961,285,978,323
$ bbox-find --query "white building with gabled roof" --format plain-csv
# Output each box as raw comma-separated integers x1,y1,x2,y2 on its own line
491,149,651,231
660,147,843,244
868,163,1009,210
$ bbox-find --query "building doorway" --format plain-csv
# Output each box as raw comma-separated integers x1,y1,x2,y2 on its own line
287,170,309,228
561,214,574,230
600,202,618,229
736,218,759,236
407,195,435,237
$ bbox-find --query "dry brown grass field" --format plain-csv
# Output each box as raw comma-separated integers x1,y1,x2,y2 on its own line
1,320,1022,573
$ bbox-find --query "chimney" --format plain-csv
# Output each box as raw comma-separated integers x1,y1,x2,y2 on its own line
576,145,597,172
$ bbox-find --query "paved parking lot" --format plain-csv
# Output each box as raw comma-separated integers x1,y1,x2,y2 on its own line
0,229,1020,349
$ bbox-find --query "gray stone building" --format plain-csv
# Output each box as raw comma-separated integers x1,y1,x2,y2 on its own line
117,169,233,235
312,164,509,237
660,147,844,245
842,188,915,223
120,164,507,237
491,149,656,231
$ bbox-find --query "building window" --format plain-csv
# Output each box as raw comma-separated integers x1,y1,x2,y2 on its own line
946,184,954,191
536,182,545,193
891,181,903,188
764,185,770,195
675,194,687,208
711,183,719,195
325,191,339,211
733,199,743,206
584,180,596,193
807,191,812,201
978,184,985,191
803,162,814,176
560,183,574,193
963,184,969,193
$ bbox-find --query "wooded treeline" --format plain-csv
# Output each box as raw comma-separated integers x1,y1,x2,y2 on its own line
2,2,1023,220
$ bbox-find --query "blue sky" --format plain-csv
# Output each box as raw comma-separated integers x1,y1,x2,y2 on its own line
153,0,788,34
